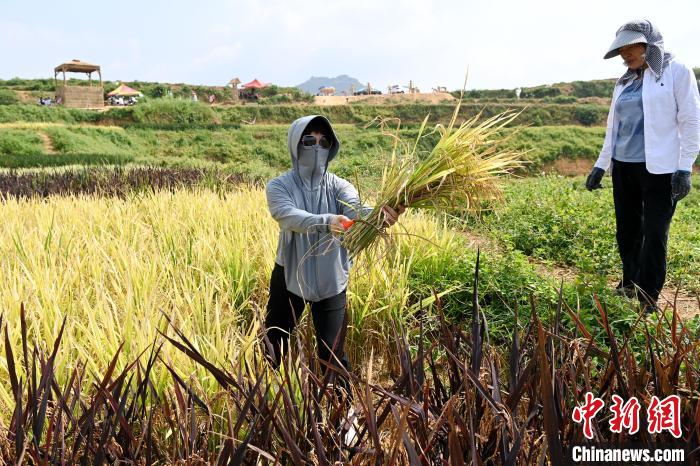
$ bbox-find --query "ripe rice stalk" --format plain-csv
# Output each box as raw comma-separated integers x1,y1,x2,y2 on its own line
342,102,524,256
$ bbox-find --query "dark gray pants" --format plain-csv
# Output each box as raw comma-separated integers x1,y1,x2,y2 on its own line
264,263,351,394
611,159,676,302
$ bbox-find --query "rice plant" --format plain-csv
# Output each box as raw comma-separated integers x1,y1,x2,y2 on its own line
1,256,697,464
342,106,524,257
0,188,461,418
0,166,250,199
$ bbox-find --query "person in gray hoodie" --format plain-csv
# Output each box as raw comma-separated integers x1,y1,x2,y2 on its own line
264,115,403,389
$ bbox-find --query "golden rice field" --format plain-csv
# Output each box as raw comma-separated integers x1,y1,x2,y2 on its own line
0,187,461,420
2,184,698,464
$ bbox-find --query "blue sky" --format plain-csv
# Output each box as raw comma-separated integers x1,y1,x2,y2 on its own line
1,0,698,91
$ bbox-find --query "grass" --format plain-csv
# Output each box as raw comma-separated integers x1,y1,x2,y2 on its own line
0,89,20,105
0,128,133,167
44,125,134,157
0,101,610,127
476,175,700,293
131,99,221,127
500,125,606,170
0,129,43,157
0,104,102,125
0,123,608,184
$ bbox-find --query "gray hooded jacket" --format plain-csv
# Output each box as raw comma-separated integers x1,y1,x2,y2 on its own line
265,115,370,302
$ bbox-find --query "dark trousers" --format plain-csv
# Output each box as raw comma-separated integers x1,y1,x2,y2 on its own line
264,263,352,397
611,159,676,302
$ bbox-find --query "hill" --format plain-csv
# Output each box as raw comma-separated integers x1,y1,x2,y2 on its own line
295,75,363,95
459,67,699,100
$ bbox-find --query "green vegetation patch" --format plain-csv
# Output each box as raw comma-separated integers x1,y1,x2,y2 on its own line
501,126,605,170
0,101,610,127
131,100,221,128
478,176,700,292
0,129,44,157
45,126,136,157
0,124,611,182
0,89,20,105
0,105,102,124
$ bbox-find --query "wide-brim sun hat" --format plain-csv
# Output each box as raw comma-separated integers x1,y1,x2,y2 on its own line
604,29,648,59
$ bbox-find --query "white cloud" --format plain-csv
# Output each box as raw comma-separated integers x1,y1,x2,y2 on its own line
192,42,243,66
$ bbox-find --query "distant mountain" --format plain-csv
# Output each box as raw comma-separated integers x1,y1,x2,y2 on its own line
296,75,364,95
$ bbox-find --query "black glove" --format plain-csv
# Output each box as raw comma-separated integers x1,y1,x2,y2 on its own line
671,170,692,202
585,167,605,191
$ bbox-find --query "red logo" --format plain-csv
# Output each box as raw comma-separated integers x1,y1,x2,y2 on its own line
573,393,682,438
609,395,641,435
647,395,682,438
572,392,605,439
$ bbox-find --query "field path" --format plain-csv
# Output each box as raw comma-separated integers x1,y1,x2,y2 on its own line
460,230,700,321
38,132,55,154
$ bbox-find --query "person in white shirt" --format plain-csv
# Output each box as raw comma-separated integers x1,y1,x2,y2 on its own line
585,19,700,312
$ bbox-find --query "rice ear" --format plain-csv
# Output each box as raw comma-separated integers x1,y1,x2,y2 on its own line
343,107,525,256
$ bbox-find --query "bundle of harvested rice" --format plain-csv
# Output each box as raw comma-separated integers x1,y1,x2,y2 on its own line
342,103,524,256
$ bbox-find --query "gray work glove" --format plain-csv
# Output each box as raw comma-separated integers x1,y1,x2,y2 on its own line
671,170,692,202
585,167,605,191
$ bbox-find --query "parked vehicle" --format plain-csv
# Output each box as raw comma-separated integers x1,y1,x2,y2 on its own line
353,88,382,96
107,95,139,106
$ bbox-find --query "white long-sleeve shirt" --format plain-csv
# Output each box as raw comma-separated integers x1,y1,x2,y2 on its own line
594,58,700,174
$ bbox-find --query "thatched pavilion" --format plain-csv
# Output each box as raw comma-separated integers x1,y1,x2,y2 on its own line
228,78,241,100
54,59,104,108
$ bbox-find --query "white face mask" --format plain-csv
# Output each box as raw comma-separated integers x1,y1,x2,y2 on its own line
297,143,329,187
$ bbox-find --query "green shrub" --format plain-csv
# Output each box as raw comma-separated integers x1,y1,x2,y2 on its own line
521,86,561,99
0,129,44,156
500,126,605,169
145,84,169,98
45,126,136,157
456,89,516,99
570,80,615,98
131,100,220,127
259,85,279,97
550,95,577,104
0,78,55,92
0,105,104,124
574,105,604,126
263,94,292,104
257,85,314,104
213,103,608,127
0,90,20,105
0,101,611,128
